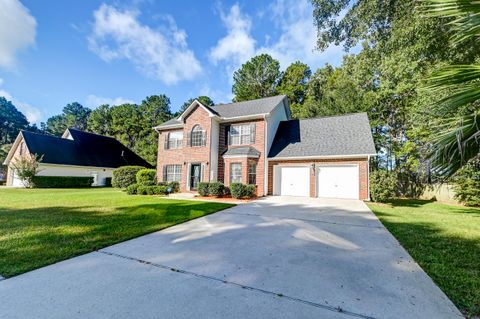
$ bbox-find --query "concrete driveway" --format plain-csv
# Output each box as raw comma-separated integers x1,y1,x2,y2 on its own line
0,197,462,319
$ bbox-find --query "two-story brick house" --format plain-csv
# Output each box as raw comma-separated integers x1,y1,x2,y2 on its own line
154,95,376,200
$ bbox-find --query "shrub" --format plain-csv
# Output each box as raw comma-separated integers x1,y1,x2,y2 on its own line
11,154,43,187
152,185,169,195
370,170,397,202
136,185,148,195
136,169,156,186
208,182,225,197
104,177,112,187
112,166,145,188
245,184,256,198
126,183,138,195
31,176,93,188
198,182,210,196
230,183,247,199
167,181,180,193
453,159,480,207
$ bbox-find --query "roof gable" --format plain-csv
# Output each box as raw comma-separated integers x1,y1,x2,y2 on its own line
268,113,377,159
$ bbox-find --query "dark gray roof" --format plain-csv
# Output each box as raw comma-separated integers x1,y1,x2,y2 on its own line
223,146,261,157
268,113,376,158
21,129,152,168
156,95,287,128
210,95,287,118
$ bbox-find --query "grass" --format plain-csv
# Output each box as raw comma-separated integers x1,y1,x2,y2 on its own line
367,199,480,317
0,188,233,278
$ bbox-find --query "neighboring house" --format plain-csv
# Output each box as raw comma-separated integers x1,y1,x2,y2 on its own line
155,95,377,200
3,128,151,187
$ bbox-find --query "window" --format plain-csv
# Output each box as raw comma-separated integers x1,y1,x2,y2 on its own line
230,163,242,183
164,165,182,182
165,131,183,149
248,163,256,185
190,125,206,147
229,124,255,145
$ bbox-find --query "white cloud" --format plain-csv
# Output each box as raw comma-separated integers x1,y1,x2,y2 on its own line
85,94,134,108
0,0,36,69
88,4,202,85
0,84,43,123
210,0,344,74
209,4,256,71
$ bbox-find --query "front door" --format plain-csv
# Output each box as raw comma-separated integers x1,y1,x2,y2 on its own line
190,164,201,190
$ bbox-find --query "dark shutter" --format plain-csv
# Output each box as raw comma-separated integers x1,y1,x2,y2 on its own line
164,133,169,150
163,165,167,182
202,131,207,146
225,125,231,145
250,123,256,143
186,132,191,147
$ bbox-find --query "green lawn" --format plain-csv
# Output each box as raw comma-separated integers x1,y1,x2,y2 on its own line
367,200,480,317
0,188,233,278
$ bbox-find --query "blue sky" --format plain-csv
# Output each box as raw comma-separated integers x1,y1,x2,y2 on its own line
0,0,350,124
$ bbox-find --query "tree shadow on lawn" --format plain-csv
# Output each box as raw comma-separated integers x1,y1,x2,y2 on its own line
0,201,233,278
374,212,480,317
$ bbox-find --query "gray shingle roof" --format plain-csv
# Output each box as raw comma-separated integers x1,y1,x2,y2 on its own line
209,95,287,118
223,146,261,158
155,95,287,129
268,113,376,158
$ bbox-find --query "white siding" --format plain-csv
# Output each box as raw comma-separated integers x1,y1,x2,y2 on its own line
37,164,114,186
266,101,288,153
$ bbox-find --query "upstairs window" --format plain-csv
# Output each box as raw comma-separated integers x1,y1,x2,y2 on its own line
229,123,255,145
190,125,206,147
164,131,183,149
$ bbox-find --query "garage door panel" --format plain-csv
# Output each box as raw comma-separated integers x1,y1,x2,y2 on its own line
317,165,359,199
277,166,310,197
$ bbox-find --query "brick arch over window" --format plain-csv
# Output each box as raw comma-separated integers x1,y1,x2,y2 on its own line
189,124,206,147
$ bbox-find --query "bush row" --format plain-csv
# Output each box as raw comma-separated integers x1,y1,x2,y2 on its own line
112,166,145,188
126,184,170,195
198,182,256,199
32,176,93,188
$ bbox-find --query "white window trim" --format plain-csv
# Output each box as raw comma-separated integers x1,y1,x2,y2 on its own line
230,163,242,183
230,124,252,145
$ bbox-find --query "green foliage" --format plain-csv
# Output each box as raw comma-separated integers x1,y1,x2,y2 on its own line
230,183,256,199
136,185,148,195
43,102,91,136
197,182,209,196
452,158,480,207
370,170,398,202
232,54,282,102
112,166,145,189
178,96,214,114
277,61,311,115
32,176,93,188
87,104,112,136
126,183,138,195
208,182,225,197
166,181,180,193
11,154,43,188
136,169,156,186
0,97,29,145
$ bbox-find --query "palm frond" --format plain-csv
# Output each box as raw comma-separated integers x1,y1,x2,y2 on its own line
429,112,480,177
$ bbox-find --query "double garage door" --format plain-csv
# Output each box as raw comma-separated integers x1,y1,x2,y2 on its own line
274,165,359,199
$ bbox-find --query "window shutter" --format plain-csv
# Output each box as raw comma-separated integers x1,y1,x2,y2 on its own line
202,131,207,146
250,123,256,143
225,125,231,145
187,132,191,147
163,165,167,182
164,133,169,150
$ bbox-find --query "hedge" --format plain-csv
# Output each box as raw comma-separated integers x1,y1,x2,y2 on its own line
134,185,169,195
230,183,256,199
112,166,145,188
136,169,156,186
198,182,209,196
370,170,397,202
32,176,93,188
208,182,225,197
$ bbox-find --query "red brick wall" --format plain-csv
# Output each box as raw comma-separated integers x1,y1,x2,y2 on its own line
267,158,369,200
156,105,212,191
218,119,266,196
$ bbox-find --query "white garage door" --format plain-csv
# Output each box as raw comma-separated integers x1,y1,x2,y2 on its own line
275,166,310,197
317,165,359,199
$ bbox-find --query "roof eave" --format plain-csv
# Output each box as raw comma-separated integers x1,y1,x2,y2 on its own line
268,153,377,161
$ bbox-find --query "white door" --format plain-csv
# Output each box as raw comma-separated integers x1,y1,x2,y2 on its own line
317,165,359,199
276,166,310,197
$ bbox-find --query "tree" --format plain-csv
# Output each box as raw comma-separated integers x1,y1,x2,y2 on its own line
232,54,282,102
178,96,214,114
87,104,112,136
277,61,311,116
11,154,43,187
43,102,91,136
423,0,480,177
0,97,29,145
